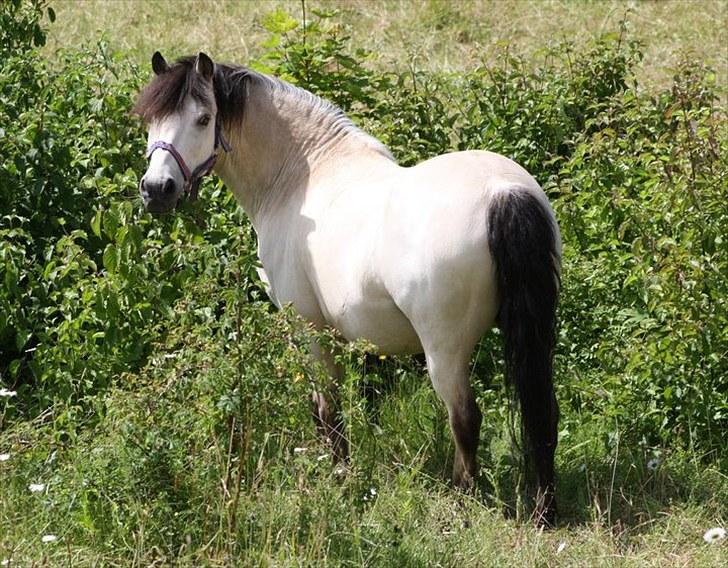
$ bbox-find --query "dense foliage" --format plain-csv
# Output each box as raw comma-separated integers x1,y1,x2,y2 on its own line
1,3,726,564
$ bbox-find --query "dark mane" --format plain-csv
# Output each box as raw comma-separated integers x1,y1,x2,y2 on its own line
133,56,251,127
132,55,392,159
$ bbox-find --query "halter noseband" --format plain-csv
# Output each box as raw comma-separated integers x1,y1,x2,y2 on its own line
146,119,231,200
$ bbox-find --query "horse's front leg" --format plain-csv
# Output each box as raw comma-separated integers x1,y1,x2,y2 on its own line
309,341,349,463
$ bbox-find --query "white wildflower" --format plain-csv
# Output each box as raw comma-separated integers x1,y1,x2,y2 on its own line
557,541,567,553
646,457,661,471
0,454,10,462
703,527,726,544
1,559,9,566
363,486,377,501
293,447,307,454
41,534,57,543
0,388,17,398
29,483,45,493
316,453,329,462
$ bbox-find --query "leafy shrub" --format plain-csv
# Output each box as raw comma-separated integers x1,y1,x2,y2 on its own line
552,60,727,452
1,5,725,460
0,0,53,60
453,32,643,177
0,39,260,415
1,42,143,406
253,9,727,457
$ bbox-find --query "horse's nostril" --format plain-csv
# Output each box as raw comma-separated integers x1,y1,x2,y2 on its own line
163,178,176,195
140,178,147,193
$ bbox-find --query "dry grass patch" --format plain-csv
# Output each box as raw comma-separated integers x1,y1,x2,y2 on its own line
46,0,727,94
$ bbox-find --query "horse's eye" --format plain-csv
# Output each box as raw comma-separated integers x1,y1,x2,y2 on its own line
197,114,211,127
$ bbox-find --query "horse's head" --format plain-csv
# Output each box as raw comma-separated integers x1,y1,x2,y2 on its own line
133,52,228,213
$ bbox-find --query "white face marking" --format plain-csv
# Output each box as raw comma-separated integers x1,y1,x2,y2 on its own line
141,96,216,212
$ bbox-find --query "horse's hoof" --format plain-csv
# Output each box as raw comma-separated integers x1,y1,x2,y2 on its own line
452,470,476,493
534,505,557,529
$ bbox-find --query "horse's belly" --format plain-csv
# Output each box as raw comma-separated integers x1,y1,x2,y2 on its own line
333,295,422,355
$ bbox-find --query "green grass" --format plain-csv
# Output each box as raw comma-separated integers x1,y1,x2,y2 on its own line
2,334,727,566
46,0,727,94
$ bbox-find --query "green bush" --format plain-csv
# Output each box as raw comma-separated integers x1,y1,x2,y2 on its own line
0,39,263,416
0,0,52,60
553,60,728,452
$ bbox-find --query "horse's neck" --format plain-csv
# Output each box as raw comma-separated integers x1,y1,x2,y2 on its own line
216,78,392,230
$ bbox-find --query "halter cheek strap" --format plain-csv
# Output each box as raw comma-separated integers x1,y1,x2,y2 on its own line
146,121,231,200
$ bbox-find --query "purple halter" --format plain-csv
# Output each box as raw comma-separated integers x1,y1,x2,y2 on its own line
146,120,231,200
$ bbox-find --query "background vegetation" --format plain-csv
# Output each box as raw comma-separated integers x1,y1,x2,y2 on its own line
43,0,728,97
1,0,726,565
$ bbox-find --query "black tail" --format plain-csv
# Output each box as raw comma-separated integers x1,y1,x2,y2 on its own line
488,188,560,526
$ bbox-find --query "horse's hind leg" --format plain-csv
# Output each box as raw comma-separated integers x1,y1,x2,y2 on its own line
311,387,348,462
425,350,482,489
310,341,349,463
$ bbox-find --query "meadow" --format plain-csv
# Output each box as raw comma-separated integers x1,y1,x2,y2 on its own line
1,0,727,566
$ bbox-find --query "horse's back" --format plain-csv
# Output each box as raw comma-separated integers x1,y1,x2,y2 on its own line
410,149,537,181
405,150,543,203
387,150,558,273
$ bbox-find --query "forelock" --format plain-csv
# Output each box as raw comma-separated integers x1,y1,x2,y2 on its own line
133,56,213,122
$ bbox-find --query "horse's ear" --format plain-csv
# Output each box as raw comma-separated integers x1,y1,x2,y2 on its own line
152,51,169,75
195,52,214,81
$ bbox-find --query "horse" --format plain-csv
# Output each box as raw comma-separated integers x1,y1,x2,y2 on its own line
133,52,561,526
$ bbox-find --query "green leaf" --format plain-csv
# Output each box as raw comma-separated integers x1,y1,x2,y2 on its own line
15,328,31,351
8,359,21,378
102,244,117,273
261,8,298,34
91,209,103,238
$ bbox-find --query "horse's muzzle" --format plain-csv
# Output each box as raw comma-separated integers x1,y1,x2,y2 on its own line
140,176,180,214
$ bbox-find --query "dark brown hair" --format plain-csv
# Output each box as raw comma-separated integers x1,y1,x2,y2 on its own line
133,56,251,127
